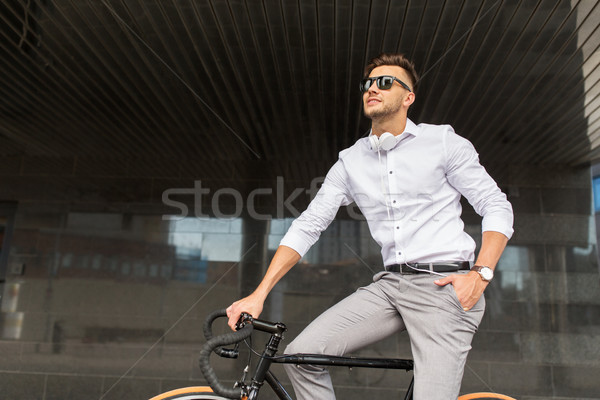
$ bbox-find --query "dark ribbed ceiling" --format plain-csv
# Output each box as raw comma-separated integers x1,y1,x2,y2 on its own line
1,0,599,208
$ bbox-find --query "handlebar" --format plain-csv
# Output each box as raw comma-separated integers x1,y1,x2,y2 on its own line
202,309,244,358
199,309,254,399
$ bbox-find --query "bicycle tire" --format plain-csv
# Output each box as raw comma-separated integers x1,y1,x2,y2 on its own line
149,386,231,400
458,393,517,400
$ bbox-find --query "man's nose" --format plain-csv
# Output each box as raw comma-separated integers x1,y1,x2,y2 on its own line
367,80,379,93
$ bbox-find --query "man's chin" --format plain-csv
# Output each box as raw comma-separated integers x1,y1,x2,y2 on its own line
364,110,384,120
363,107,378,119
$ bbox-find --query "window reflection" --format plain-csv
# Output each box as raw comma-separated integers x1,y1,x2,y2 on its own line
497,246,530,292
167,217,242,260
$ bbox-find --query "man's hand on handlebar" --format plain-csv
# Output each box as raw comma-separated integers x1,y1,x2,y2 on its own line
226,293,264,331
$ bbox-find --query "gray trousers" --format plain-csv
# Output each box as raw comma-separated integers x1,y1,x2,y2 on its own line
283,271,485,400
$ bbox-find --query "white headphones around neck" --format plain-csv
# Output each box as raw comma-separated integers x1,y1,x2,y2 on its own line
369,132,397,152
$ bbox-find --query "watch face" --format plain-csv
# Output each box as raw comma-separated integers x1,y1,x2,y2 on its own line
481,267,493,280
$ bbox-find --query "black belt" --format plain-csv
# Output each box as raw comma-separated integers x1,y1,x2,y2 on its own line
385,261,471,274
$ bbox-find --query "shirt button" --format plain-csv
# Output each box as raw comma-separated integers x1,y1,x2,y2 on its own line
389,171,393,174
396,226,400,229
392,200,397,204
398,251,402,255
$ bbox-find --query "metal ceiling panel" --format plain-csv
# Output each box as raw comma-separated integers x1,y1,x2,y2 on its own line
0,0,599,205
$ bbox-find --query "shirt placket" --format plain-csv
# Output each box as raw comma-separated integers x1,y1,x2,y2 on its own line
385,149,406,265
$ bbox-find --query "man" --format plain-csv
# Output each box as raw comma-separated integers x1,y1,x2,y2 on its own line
227,53,513,399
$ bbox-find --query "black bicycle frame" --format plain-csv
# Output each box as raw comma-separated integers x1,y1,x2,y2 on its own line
241,317,415,400
202,310,415,400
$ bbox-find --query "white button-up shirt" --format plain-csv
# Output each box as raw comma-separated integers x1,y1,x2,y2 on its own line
280,119,514,266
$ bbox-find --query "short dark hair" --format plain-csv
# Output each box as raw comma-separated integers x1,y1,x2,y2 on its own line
364,53,419,92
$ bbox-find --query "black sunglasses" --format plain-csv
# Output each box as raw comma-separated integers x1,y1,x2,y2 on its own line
360,75,412,93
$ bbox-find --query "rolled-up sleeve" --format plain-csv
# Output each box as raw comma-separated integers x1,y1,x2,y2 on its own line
280,160,353,256
444,129,514,239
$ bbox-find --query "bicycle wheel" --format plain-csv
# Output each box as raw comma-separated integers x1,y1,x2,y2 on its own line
149,386,231,400
458,393,517,400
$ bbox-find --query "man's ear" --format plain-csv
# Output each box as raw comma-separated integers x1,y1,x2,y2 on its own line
404,92,416,108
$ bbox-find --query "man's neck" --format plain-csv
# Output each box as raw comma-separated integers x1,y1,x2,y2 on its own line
371,115,408,137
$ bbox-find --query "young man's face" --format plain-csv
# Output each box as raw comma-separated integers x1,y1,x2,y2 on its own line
362,65,413,120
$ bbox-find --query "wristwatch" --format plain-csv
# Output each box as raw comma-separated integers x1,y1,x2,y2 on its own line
471,265,494,282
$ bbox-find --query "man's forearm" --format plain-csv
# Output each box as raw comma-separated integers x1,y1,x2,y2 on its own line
227,245,301,329
253,245,301,300
474,230,509,270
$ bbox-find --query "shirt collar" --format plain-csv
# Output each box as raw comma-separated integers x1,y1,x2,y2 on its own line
403,118,419,137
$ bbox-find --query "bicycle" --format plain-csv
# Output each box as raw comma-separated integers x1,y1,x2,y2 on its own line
149,309,517,400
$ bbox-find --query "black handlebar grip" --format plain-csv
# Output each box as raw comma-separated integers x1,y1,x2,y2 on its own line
202,308,241,358
203,309,227,341
198,323,254,399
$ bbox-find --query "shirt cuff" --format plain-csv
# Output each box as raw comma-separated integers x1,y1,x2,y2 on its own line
482,214,514,239
279,230,313,257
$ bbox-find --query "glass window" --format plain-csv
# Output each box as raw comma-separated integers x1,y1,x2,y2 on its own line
592,175,600,212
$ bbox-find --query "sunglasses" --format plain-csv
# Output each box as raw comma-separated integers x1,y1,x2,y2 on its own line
359,75,412,93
